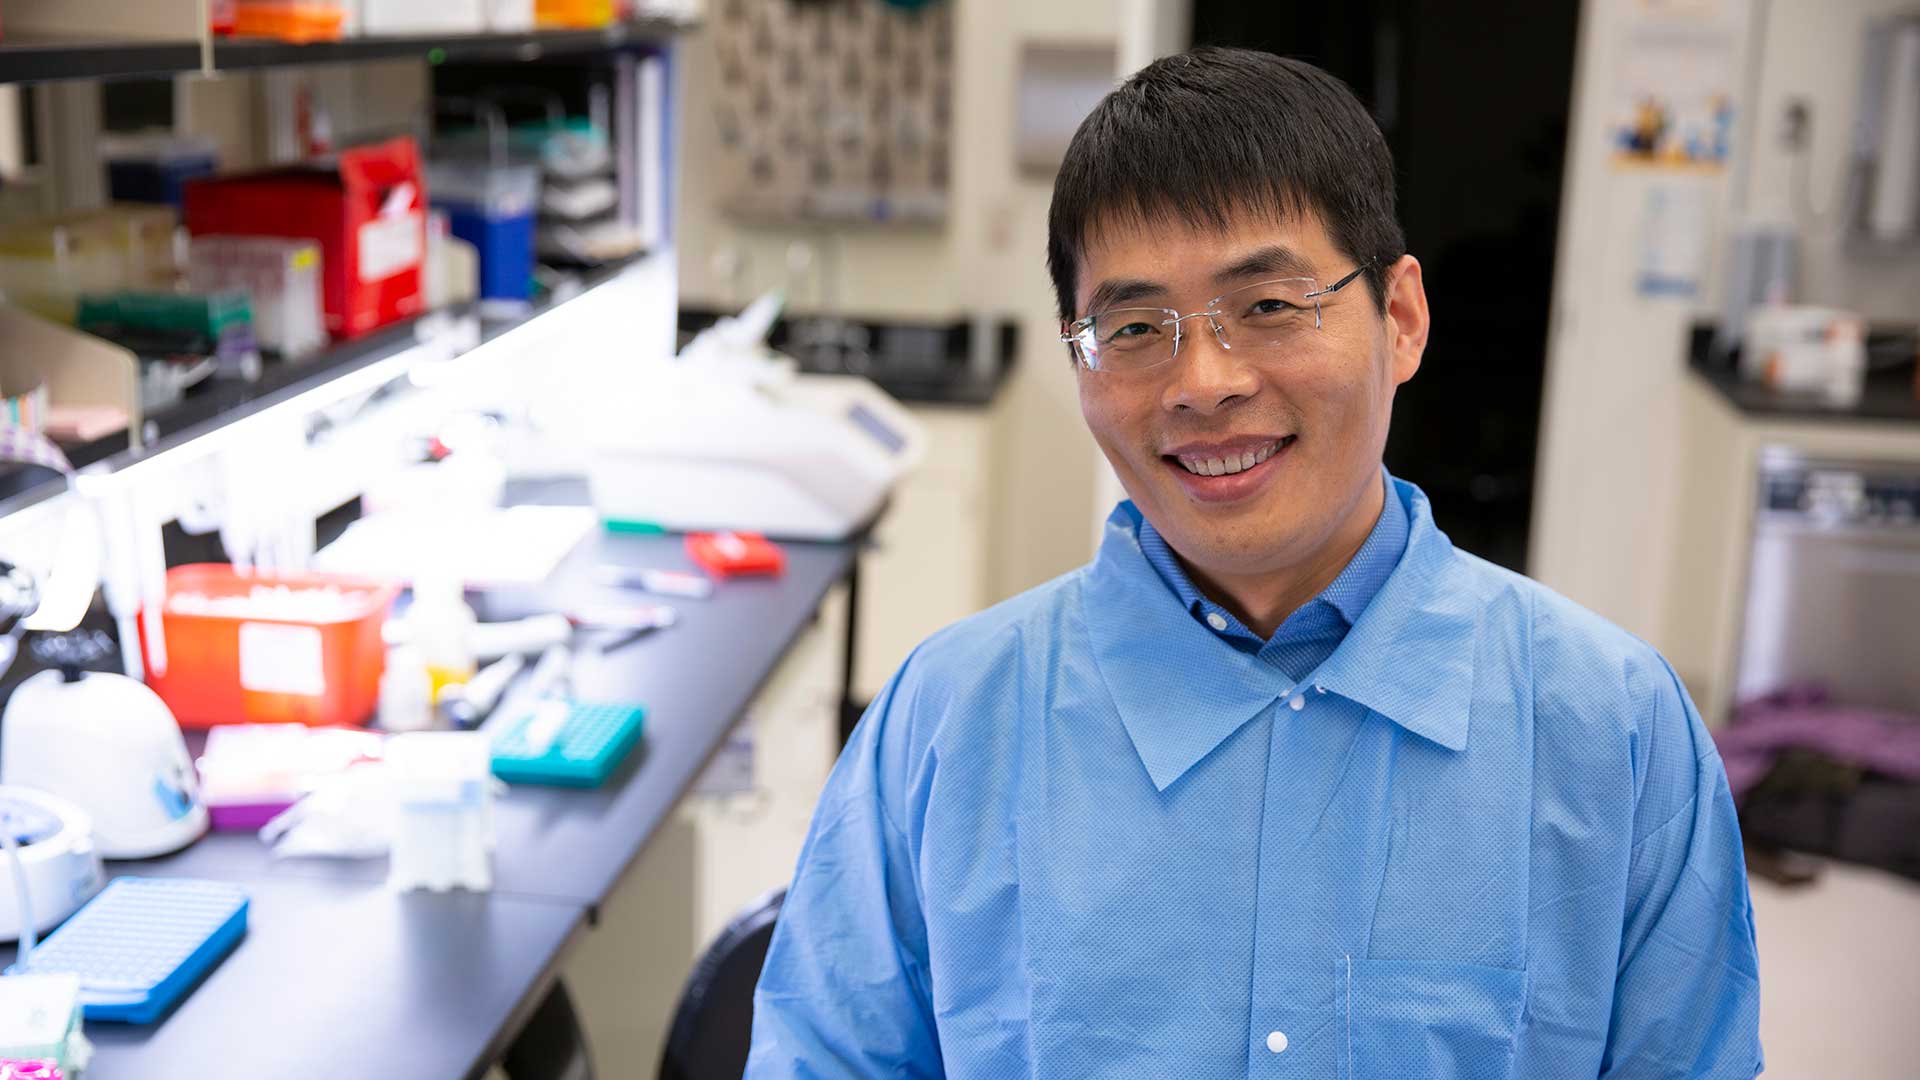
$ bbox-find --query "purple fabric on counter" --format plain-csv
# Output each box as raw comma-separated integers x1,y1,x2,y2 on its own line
1716,684,1920,799
207,799,298,832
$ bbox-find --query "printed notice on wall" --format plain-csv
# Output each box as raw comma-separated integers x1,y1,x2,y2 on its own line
1637,180,1713,297
1610,0,1749,172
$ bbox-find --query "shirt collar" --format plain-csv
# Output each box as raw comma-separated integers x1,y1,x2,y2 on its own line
1318,480,1409,625
1136,470,1409,644
1084,477,1479,791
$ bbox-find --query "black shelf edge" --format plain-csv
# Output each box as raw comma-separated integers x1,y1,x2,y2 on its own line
60,306,454,475
0,464,68,522
0,34,203,85
213,18,689,73
0,19,692,87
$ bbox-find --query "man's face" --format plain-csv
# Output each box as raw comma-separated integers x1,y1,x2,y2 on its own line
1074,208,1426,584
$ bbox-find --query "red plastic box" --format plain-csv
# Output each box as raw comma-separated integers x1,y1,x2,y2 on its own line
685,532,786,578
183,138,426,340
138,564,400,729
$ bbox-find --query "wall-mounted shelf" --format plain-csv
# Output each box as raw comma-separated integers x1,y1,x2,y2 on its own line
0,34,202,84
0,249,660,521
0,18,690,86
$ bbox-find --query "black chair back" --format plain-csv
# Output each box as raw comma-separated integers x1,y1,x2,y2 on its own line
658,888,785,1080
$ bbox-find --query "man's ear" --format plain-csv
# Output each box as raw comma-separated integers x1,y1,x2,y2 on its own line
1383,254,1429,386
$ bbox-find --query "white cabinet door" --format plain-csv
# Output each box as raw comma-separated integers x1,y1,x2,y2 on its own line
855,406,993,699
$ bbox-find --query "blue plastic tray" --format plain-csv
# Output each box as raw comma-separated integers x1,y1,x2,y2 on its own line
6,877,248,1024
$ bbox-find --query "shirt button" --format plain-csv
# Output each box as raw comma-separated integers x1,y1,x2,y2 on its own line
1289,694,1306,711
1266,1030,1289,1054
1205,612,1228,631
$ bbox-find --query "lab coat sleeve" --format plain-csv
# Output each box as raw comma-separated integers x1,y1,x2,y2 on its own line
746,664,943,1079
1600,661,1763,1080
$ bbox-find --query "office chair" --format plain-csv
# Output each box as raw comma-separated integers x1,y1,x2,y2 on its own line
658,888,786,1080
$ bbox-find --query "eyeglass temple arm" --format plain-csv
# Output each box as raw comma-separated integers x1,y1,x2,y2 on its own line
1307,260,1374,300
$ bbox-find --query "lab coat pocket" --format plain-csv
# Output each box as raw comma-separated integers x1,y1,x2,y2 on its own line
1340,957,1526,1080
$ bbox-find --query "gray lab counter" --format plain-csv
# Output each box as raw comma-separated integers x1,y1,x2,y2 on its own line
1,487,862,1078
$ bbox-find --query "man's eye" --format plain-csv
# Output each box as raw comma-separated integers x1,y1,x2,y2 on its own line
1247,298,1299,316
1112,322,1155,338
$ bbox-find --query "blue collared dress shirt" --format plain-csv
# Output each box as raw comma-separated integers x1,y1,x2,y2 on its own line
1134,469,1409,679
748,477,1763,1079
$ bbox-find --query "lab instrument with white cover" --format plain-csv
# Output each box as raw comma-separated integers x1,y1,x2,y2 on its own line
582,293,925,541
0,787,103,942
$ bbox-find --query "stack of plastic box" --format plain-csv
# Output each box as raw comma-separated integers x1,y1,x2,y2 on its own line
99,135,219,209
0,207,177,325
187,237,328,359
349,0,532,32
231,0,346,42
534,0,613,28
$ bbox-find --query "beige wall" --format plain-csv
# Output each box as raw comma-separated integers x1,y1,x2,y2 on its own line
676,0,1126,602
175,60,430,171
1742,0,1920,317
1531,0,1920,678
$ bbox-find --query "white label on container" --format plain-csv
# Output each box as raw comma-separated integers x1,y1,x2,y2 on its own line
238,622,326,697
358,210,423,283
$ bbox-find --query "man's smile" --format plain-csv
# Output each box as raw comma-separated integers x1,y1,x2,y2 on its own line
1160,435,1298,503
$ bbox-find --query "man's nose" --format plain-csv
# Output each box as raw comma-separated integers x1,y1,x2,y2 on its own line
1164,315,1258,414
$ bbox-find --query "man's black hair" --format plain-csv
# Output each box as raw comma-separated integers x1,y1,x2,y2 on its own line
1046,47,1405,323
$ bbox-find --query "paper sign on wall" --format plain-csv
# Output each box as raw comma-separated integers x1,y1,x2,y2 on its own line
1637,181,1713,298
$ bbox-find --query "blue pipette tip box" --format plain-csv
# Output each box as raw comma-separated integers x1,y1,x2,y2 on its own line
490,701,647,788
6,877,249,1024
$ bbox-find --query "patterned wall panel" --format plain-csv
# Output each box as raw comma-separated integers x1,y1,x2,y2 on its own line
710,0,953,225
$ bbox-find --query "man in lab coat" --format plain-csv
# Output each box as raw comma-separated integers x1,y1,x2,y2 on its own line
748,47,1762,1079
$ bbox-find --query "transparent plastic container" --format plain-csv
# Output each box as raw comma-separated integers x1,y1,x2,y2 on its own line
356,0,485,34
187,236,328,359
485,0,535,31
385,732,493,893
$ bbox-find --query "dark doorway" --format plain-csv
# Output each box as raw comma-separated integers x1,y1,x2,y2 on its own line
1191,0,1579,571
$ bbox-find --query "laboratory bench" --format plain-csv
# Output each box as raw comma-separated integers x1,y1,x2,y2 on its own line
1687,324,1920,426
9,881,586,1079
0,482,863,1078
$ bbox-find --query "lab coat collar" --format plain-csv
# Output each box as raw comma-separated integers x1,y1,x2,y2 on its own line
1085,478,1477,792
1307,479,1478,753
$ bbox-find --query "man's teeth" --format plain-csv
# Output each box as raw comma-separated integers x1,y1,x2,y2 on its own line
1177,441,1279,476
